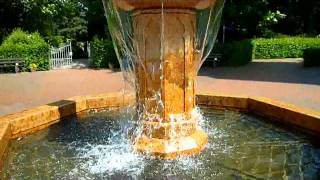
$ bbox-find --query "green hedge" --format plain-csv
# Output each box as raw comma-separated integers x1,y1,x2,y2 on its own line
0,29,49,71
303,48,320,67
221,40,254,66
213,37,320,66
90,38,119,69
253,38,320,59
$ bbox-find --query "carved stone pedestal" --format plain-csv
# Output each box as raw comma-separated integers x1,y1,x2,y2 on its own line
131,8,208,159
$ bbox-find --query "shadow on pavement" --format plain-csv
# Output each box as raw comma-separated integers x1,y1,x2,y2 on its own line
199,61,320,85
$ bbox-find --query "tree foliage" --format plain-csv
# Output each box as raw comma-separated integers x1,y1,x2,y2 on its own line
223,0,320,41
0,0,319,44
0,0,105,43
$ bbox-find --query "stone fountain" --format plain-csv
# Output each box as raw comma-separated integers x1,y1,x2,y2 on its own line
2,1,320,178
103,0,225,159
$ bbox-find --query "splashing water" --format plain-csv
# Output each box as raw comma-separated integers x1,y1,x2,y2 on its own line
2,108,320,179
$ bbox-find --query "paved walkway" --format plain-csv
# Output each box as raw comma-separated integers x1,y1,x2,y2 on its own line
0,69,124,115
0,59,319,115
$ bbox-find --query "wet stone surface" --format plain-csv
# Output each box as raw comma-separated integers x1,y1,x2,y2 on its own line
1,108,320,179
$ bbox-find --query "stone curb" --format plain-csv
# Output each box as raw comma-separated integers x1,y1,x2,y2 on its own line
196,92,320,136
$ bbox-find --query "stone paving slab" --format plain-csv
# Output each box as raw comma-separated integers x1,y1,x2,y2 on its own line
0,60,319,115
198,60,320,111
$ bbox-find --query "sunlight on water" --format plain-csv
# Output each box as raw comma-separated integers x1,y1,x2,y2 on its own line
2,107,320,179
75,143,143,175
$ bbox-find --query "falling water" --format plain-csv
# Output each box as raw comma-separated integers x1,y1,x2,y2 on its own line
102,1,225,147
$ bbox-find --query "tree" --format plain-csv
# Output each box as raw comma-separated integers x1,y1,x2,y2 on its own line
81,0,110,40
1,0,319,44
222,0,320,41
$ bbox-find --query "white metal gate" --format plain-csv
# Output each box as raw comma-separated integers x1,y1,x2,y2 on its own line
50,42,73,69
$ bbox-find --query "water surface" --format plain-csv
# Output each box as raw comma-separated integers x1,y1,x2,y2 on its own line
2,108,320,179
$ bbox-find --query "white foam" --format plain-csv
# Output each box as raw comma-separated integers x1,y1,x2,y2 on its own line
72,142,144,175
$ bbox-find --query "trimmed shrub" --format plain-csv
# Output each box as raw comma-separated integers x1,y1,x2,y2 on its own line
90,38,119,69
0,29,49,71
221,40,253,66
303,48,320,67
253,38,320,59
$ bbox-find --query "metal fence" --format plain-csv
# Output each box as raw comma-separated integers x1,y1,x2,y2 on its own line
50,42,73,69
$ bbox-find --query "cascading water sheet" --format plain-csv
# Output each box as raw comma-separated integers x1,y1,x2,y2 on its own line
103,0,224,121
103,0,225,157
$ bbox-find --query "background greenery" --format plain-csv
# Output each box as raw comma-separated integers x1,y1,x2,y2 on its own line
222,0,320,40
90,38,119,69
213,37,320,66
303,48,320,67
220,40,253,66
253,38,320,59
0,0,319,68
0,29,49,71
1,0,319,44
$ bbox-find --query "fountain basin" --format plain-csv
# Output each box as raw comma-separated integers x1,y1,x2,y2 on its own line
0,92,320,176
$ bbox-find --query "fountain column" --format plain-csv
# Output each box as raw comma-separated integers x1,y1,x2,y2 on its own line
107,0,223,159
133,9,198,123
132,10,207,159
